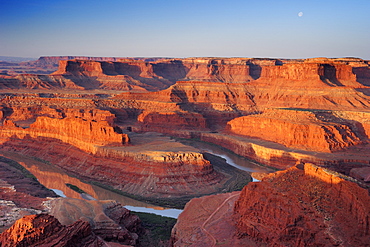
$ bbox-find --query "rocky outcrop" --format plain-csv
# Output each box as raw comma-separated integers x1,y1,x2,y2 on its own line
172,163,370,246
227,109,364,152
257,61,361,87
0,116,129,156
0,156,58,231
49,198,141,245
0,107,129,151
30,116,129,146
0,214,107,247
0,133,225,198
4,56,369,92
170,191,252,247
234,163,370,246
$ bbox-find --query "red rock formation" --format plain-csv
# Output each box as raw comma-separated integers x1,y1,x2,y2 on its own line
0,214,106,246
227,109,363,152
49,198,141,245
1,57,370,92
0,107,129,153
0,135,225,198
257,61,362,87
137,110,207,131
1,56,370,188
172,163,370,246
234,163,370,246
30,116,129,146
171,191,253,246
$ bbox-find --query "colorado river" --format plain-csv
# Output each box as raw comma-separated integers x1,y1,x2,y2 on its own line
180,139,275,179
1,139,273,219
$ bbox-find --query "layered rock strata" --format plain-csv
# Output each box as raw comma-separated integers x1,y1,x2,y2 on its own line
0,116,129,154
1,57,370,183
2,56,369,92
0,132,225,198
227,109,364,152
234,163,370,246
171,163,370,246
0,214,107,247
48,198,141,245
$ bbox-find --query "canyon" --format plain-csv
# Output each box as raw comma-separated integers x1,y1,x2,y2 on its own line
0,56,370,246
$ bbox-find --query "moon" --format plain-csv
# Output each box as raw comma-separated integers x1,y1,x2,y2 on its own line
298,12,303,17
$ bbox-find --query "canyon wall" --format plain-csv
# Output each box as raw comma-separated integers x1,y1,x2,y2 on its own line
0,214,107,246
234,163,370,246
171,163,370,246
0,115,129,153
0,106,229,199
3,56,369,92
0,136,224,198
227,109,364,152
1,56,370,189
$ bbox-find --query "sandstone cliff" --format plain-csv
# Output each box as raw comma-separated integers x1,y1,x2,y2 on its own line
49,198,141,245
0,115,129,154
227,109,364,152
1,56,370,189
0,214,106,247
234,163,370,246
171,163,370,246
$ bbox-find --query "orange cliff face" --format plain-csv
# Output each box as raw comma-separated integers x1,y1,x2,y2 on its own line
234,163,370,246
30,116,129,146
0,106,227,198
226,109,365,153
0,111,129,152
1,57,370,179
1,56,370,93
171,163,370,246
0,214,106,246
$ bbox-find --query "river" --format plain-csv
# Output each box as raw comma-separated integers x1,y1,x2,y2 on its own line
2,139,273,219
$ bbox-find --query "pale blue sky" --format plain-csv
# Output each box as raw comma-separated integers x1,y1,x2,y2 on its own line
1,0,369,59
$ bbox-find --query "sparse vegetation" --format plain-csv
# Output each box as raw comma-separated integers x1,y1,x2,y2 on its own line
134,212,177,247
65,183,86,194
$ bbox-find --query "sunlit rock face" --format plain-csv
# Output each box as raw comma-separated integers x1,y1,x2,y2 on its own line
171,163,370,246
227,109,363,153
234,163,370,246
3,56,369,92
0,214,106,246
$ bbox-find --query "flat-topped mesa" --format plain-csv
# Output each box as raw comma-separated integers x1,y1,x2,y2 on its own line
234,163,370,246
30,116,129,146
2,56,370,91
257,62,363,87
226,109,364,152
2,107,116,124
0,110,129,153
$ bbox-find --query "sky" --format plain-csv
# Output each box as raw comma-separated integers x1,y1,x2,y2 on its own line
1,0,369,59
